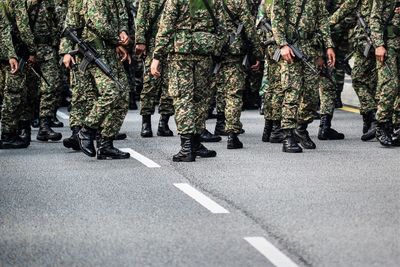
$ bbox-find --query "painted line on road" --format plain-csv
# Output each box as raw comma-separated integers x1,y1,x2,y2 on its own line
120,148,161,168
56,110,70,120
173,183,230,214
244,237,299,267
340,106,360,114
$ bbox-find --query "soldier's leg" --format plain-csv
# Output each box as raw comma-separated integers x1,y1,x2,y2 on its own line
392,95,400,146
139,56,158,137
1,66,29,149
214,70,227,136
280,60,303,153
36,58,62,141
223,62,245,149
157,60,174,137
261,63,273,142
375,48,399,147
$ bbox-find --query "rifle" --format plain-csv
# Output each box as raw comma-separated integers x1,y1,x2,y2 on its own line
62,28,125,90
356,11,392,75
258,18,319,75
19,56,50,87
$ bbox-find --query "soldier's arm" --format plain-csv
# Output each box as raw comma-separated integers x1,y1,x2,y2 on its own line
59,0,82,55
329,0,359,27
271,0,288,47
0,10,17,60
240,0,263,59
318,0,334,48
13,1,36,55
153,0,178,60
369,0,385,48
135,0,150,45
118,0,129,35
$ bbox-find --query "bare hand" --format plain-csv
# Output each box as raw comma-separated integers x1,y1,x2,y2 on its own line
375,46,387,63
326,48,336,68
119,31,130,46
135,44,146,56
150,59,161,77
251,60,261,72
9,58,19,74
281,45,295,64
395,7,400,14
116,46,131,64
63,54,76,69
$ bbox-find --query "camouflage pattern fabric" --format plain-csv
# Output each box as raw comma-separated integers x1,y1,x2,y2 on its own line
370,0,400,123
271,0,333,129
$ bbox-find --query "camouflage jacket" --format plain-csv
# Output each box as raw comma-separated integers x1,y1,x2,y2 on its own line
329,0,373,27
218,0,262,58
153,0,225,60
0,4,16,60
370,0,400,48
60,0,129,54
135,0,165,50
271,0,334,49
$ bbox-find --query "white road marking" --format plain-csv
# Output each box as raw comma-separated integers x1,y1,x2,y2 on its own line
173,183,230,214
120,148,161,168
244,237,299,267
56,110,70,120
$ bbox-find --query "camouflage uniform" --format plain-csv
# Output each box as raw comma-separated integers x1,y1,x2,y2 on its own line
0,4,20,135
330,0,377,116
370,1,400,125
214,0,262,134
60,0,129,138
153,0,223,136
271,0,334,130
135,0,173,117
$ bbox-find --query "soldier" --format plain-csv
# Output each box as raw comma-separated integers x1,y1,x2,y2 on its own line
271,0,336,153
330,0,378,141
214,0,262,149
0,2,27,149
135,0,174,138
151,0,225,162
14,0,63,142
61,0,131,160
370,0,400,146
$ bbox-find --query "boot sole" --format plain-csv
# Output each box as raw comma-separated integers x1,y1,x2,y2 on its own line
37,135,62,142
282,147,303,153
172,157,196,162
157,132,174,137
97,155,131,160
200,137,222,143
141,134,153,138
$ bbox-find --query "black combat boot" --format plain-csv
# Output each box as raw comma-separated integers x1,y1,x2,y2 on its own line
1,132,30,149
51,111,64,128
262,119,273,142
37,117,62,141
129,91,138,110
269,120,284,143
199,129,221,143
63,126,81,151
295,123,316,149
392,125,400,147
78,126,97,157
227,133,243,149
318,114,345,140
114,132,127,140
193,134,217,158
97,136,130,160
141,115,153,137
157,115,174,136
214,112,227,136
19,120,31,144
282,129,303,153
173,135,195,162
361,111,377,141
376,122,392,147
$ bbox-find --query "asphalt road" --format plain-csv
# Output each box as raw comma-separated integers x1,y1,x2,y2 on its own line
1,107,399,267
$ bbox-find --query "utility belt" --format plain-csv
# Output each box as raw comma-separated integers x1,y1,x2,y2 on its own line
386,25,400,38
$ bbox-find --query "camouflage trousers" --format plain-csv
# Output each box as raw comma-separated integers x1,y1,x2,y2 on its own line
319,76,336,116
168,55,212,135
69,67,98,129
332,30,352,95
214,59,245,134
140,56,174,116
352,50,378,115
21,70,39,122
0,64,25,134
262,59,284,121
83,48,129,138
376,39,400,124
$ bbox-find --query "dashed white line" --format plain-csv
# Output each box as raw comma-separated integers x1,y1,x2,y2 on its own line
174,183,230,214
56,110,70,120
244,237,299,267
120,148,161,168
